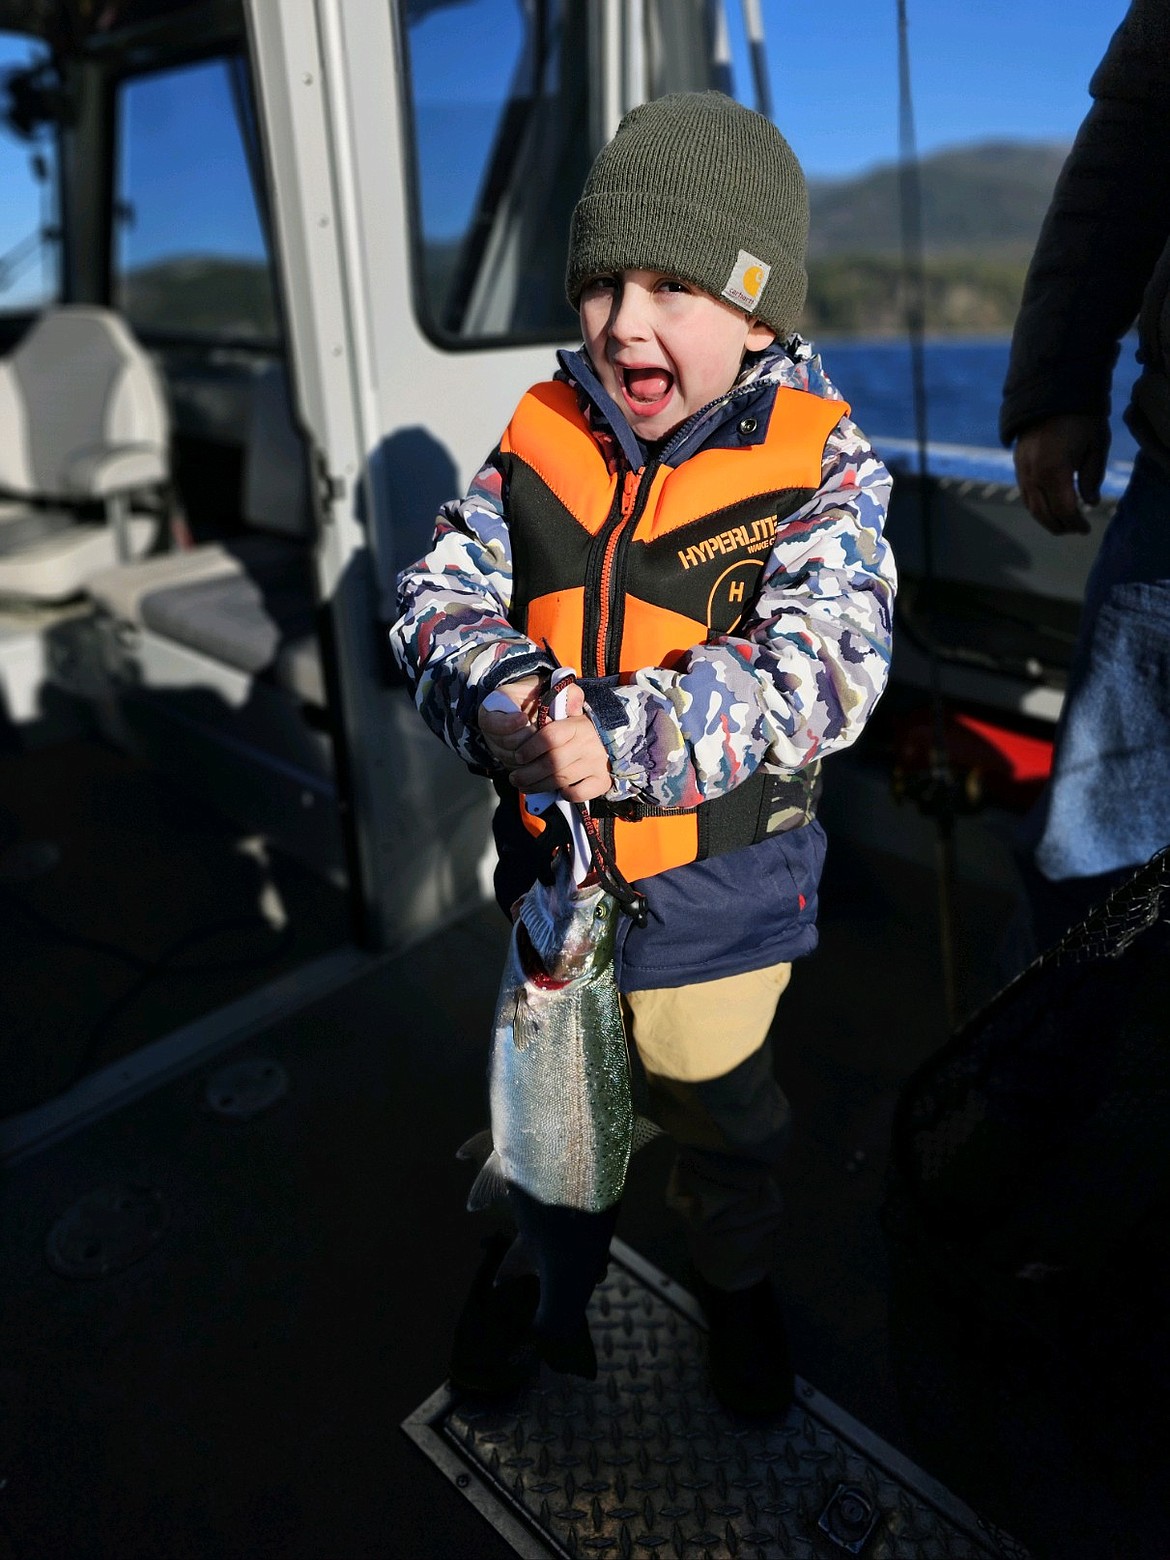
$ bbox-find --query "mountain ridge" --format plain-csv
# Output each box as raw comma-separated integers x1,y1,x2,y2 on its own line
798,138,1071,333
808,138,1070,260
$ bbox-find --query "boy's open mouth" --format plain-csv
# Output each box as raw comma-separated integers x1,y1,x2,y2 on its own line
619,365,675,415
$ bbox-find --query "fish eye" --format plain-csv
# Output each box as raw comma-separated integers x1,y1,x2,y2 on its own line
594,903,608,920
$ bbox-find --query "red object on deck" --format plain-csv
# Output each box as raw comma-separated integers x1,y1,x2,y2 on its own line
893,706,1054,811
950,712,1054,787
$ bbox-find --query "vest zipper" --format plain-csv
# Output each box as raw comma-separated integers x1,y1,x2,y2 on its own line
590,460,659,677
579,376,767,677
597,378,777,670
581,459,658,862
582,481,625,679
586,384,750,674
576,373,770,852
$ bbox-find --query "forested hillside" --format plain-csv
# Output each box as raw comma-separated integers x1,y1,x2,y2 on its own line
801,140,1069,335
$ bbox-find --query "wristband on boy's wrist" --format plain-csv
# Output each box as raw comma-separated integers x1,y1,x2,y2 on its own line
477,645,555,698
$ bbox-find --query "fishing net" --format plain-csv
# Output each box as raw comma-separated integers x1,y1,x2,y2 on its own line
885,846,1170,1420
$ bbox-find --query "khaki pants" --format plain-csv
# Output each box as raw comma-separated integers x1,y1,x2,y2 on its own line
622,962,793,1291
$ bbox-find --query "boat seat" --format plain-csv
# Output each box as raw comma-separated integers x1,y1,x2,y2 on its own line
0,506,77,552
87,362,324,705
0,306,168,601
136,546,323,705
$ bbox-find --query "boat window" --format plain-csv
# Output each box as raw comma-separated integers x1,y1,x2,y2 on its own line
113,54,280,347
399,0,588,345
0,33,61,316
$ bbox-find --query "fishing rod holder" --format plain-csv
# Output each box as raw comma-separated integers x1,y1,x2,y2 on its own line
892,756,984,826
890,700,1055,822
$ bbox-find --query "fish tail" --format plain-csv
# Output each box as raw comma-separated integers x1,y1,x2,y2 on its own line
495,1232,537,1283
509,1184,619,1360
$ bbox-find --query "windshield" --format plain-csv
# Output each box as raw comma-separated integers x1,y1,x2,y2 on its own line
112,52,279,345
0,30,60,313
398,0,769,347
400,0,590,344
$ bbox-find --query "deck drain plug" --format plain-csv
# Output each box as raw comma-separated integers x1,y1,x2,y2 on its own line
818,1483,882,1553
45,1185,169,1279
205,1057,289,1119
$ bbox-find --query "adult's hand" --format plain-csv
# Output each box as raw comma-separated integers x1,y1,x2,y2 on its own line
1013,413,1110,536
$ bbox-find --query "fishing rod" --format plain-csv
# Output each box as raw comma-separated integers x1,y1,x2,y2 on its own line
894,0,965,1028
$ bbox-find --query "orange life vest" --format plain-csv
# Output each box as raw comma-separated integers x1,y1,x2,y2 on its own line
498,378,845,884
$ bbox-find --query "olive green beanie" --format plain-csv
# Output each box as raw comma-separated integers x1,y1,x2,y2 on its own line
565,92,808,339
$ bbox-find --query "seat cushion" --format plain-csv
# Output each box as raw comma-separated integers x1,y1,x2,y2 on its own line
1,305,168,500
0,507,79,554
88,534,297,625
0,512,156,601
137,546,324,702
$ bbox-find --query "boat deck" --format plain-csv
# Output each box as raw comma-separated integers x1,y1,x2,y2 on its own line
0,743,1165,1559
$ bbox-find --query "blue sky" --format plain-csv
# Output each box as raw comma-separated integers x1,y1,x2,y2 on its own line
760,0,1130,179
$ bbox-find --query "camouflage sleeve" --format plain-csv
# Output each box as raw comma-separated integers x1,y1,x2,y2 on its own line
388,455,555,770
587,418,895,809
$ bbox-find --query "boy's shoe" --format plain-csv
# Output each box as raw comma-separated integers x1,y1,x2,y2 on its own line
697,1274,795,1418
448,1232,540,1396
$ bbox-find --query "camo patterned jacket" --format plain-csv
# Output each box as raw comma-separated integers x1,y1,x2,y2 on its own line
390,341,895,814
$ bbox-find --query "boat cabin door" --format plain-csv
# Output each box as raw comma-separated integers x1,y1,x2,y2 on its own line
0,0,744,1137
241,0,726,951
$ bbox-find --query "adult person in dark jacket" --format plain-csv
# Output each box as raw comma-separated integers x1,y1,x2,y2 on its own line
1000,0,1170,948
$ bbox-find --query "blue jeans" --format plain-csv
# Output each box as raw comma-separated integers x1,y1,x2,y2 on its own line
1024,452,1170,939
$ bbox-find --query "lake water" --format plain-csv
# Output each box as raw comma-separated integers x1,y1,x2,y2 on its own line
819,337,1142,470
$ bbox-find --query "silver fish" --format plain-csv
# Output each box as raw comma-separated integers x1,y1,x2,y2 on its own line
467,850,635,1216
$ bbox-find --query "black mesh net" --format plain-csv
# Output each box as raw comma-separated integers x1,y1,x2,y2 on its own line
885,846,1170,1414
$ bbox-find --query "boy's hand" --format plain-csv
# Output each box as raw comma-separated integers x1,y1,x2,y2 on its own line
478,675,544,770
509,682,612,802
479,679,611,802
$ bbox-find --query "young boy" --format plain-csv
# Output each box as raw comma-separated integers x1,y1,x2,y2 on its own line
391,91,895,1416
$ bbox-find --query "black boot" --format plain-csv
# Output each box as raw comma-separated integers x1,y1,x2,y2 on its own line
697,1274,795,1418
448,1233,540,1396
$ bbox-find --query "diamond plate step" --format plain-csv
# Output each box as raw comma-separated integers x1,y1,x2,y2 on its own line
403,1240,1031,1560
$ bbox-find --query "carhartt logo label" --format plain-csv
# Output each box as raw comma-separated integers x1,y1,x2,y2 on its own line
677,514,777,571
722,250,771,312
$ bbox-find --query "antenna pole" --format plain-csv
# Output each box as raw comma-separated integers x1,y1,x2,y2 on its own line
896,0,962,1028
741,0,773,120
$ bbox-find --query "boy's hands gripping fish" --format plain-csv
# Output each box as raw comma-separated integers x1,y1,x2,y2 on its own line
461,674,653,1375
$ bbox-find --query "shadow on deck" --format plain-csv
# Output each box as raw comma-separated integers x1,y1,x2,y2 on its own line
0,749,1165,1559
